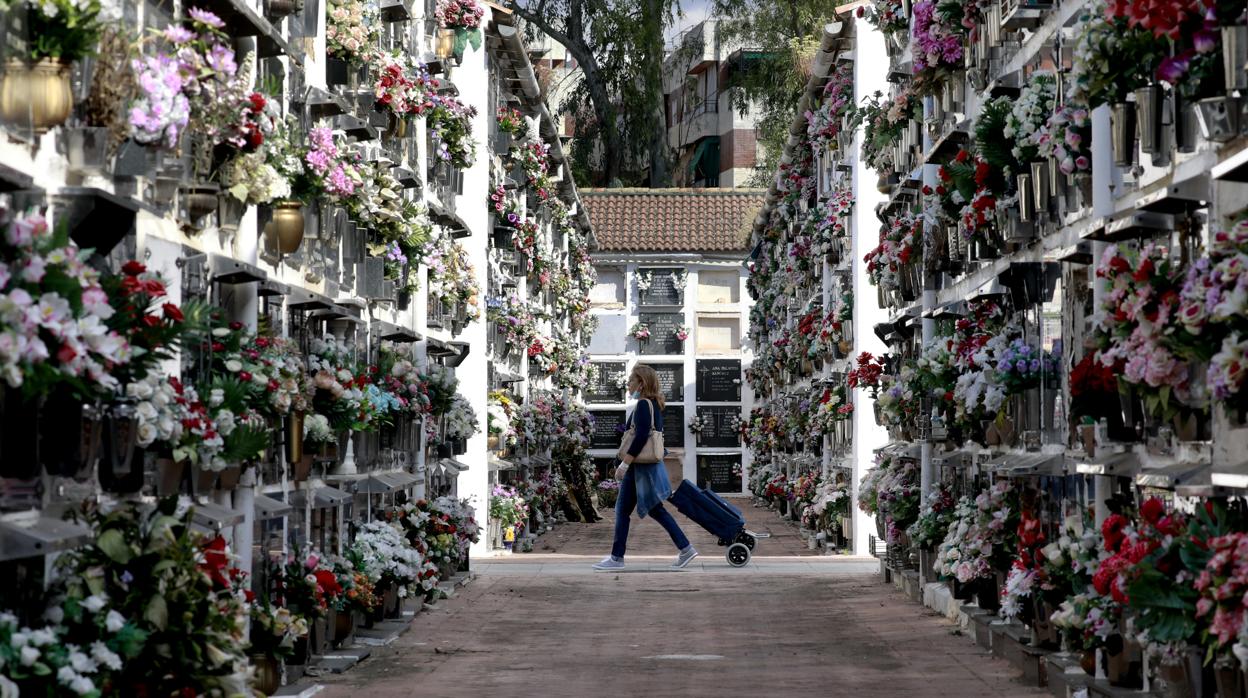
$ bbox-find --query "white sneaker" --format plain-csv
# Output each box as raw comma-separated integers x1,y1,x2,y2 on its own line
592,556,625,571
670,547,699,570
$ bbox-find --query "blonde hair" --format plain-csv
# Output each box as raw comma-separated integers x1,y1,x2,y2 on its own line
629,364,666,409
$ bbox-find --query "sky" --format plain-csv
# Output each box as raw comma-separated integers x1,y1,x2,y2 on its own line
667,0,712,44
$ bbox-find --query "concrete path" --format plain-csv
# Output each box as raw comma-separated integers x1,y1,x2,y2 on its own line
318,504,1047,697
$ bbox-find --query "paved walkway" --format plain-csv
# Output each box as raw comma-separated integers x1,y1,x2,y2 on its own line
318,504,1046,697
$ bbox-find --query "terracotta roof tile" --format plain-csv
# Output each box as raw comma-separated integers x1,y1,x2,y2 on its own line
580,188,766,253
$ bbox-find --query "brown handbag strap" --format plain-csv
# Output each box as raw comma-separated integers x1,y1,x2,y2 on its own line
649,399,658,431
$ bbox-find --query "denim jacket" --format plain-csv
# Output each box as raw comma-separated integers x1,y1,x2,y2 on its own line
627,399,672,518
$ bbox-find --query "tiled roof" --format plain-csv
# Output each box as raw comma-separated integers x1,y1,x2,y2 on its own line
580,188,765,253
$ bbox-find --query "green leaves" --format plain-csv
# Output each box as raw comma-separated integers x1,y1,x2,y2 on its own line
144,594,168,631
975,98,1019,175
96,528,134,564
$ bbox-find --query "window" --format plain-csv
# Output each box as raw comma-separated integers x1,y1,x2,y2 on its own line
695,316,740,353
697,270,739,304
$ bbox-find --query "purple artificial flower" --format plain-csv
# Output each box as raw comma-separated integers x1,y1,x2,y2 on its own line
187,7,225,28
1157,53,1192,84
163,25,195,43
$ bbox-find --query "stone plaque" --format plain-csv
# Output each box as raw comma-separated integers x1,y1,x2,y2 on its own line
662,404,685,448
639,268,684,306
696,359,742,402
587,362,626,404
640,312,685,356
697,453,742,493
589,410,626,450
640,362,683,403
697,406,741,448
589,314,628,354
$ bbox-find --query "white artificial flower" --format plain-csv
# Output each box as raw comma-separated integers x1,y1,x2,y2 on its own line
30,628,56,646
90,642,122,671
82,595,107,613
20,645,40,666
225,359,243,373
104,610,126,633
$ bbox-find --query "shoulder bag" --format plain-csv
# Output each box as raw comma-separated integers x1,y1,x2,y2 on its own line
617,398,664,464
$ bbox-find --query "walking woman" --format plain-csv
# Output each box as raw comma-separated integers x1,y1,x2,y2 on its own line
593,365,699,570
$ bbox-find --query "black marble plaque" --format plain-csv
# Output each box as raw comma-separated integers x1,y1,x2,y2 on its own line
640,312,685,355
697,453,743,493
639,268,684,306
696,359,742,402
592,457,618,481
587,362,626,404
640,362,683,403
589,410,626,449
661,404,685,448
697,406,741,448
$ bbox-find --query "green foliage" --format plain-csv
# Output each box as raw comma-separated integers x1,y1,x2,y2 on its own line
509,0,676,186
975,97,1019,174
709,0,838,183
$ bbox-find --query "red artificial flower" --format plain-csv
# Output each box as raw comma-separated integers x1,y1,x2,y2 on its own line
162,303,184,322
122,261,147,276
1102,513,1128,553
249,92,266,112
1140,497,1165,526
200,536,231,588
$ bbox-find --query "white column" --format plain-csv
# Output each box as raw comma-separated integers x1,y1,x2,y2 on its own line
456,28,493,557
851,22,891,556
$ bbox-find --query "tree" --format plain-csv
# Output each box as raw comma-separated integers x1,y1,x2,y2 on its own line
709,0,835,184
505,0,675,187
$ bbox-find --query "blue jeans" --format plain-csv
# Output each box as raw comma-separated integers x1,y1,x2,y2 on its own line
612,466,690,559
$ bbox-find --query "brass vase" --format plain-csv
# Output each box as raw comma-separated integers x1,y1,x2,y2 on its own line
272,200,305,254
0,59,73,133
286,411,305,464
250,654,281,695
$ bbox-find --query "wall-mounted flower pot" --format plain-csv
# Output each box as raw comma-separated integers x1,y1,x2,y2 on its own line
1174,94,1199,153
0,59,73,133
42,390,102,481
99,405,140,493
218,194,246,236
1134,84,1163,155
273,200,306,253
217,465,241,490
193,463,217,495
1110,101,1136,167
326,57,350,86
62,126,110,174
179,185,219,228
1030,160,1049,211
1223,26,1248,92
1016,173,1034,223
0,388,40,480
1194,96,1239,143
156,458,186,496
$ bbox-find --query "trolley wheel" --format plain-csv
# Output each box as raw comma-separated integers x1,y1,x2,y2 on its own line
736,532,757,550
726,542,751,567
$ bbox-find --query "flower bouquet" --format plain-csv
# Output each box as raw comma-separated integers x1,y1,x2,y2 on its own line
435,0,486,56
497,106,526,137
630,323,651,341
596,479,620,509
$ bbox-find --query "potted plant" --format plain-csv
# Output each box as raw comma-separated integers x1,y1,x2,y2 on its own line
249,601,309,695
0,0,110,133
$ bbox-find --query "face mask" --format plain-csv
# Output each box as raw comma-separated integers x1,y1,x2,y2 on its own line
629,390,641,400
